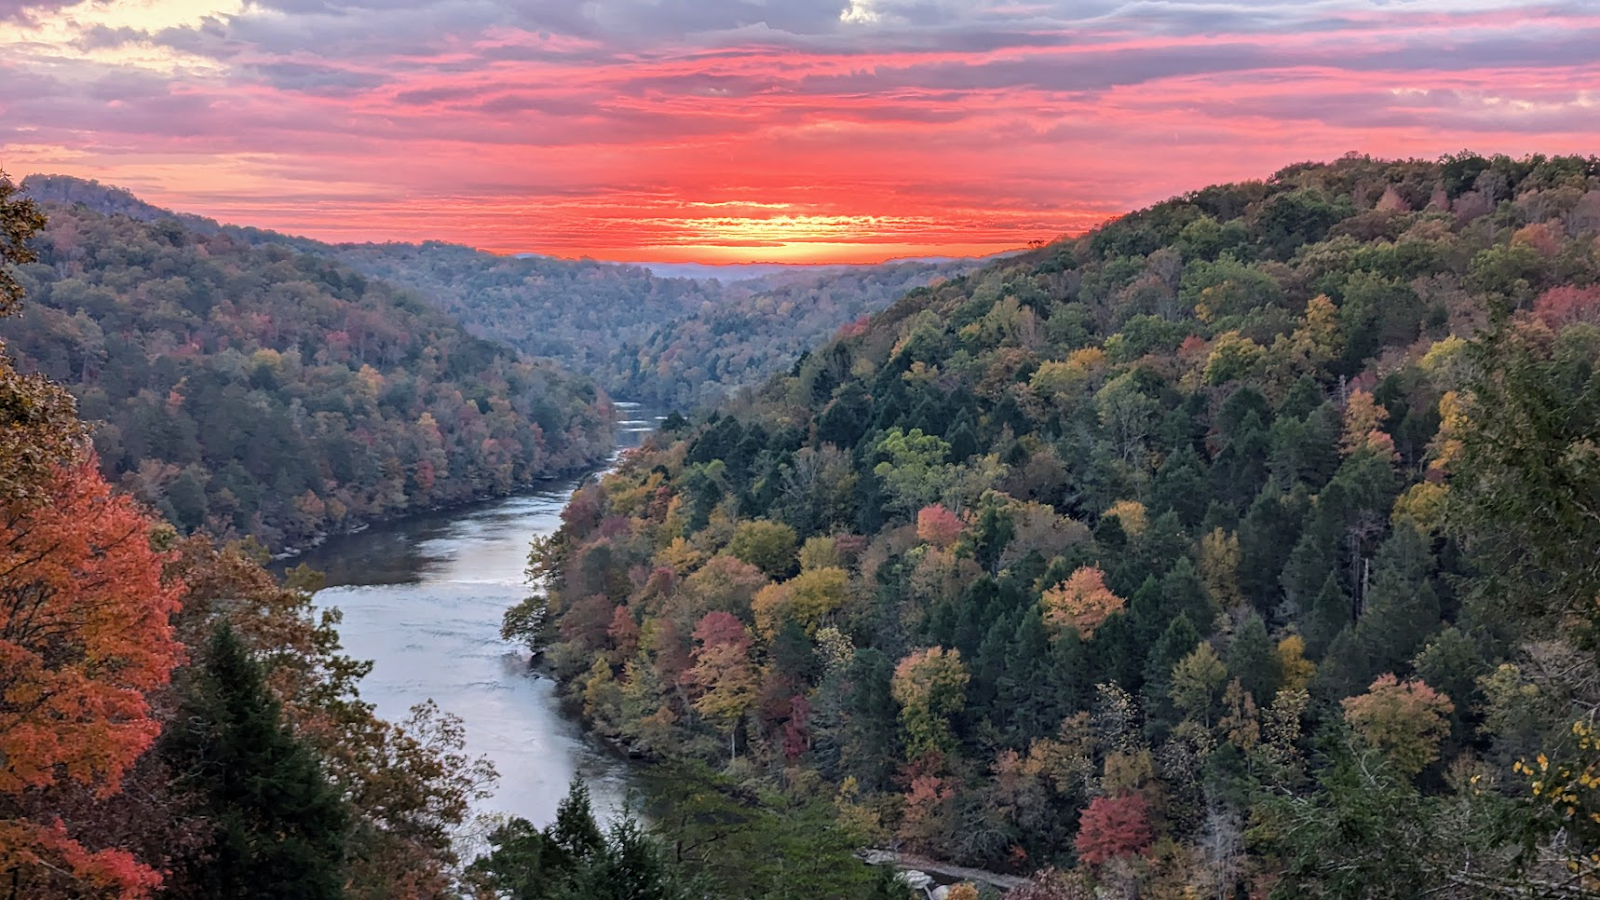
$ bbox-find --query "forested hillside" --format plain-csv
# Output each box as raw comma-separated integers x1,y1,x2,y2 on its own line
521,154,1600,896
610,259,982,408
0,177,499,898
323,240,724,374
1,199,612,552
20,176,984,407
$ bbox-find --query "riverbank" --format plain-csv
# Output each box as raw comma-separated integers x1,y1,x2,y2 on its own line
288,404,663,826
269,457,610,563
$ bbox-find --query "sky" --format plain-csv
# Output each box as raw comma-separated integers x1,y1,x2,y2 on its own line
1,1,1597,263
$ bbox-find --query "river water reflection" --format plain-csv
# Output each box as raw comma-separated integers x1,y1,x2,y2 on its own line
293,404,661,829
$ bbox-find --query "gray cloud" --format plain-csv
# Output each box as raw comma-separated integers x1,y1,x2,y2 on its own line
0,0,75,22
247,60,391,95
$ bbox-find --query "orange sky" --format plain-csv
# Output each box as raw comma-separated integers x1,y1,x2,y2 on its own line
2,1,1598,263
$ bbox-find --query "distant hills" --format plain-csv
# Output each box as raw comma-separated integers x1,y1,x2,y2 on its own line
22,175,995,406
4,185,614,551
632,257,1011,283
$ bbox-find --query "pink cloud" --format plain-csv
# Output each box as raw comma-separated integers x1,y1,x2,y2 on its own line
4,1,1598,261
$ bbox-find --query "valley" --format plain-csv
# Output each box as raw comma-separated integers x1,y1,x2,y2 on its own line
5,152,1600,898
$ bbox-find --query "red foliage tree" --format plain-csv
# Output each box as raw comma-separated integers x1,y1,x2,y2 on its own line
691,610,751,652
1,459,184,896
1535,284,1600,328
916,503,965,548
606,604,640,661
1073,794,1153,866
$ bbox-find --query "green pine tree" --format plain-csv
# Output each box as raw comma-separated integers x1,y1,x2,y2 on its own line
164,624,349,900
1226,614,1281,703
1303,573,1353,660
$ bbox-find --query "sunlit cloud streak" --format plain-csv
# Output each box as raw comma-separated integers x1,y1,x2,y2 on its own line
1,0,1596,262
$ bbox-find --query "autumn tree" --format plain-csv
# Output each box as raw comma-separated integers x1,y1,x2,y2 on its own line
684,612,758,760
1341,674,1454,777
726,519,799,579
170,540,495,895
0,459,182,897
1041,566,1125,639
1170,643,1228,726
890,647,970,760
1074,794,1153,865
752,566,850,639
1339,388,1397,460
916,503,965,548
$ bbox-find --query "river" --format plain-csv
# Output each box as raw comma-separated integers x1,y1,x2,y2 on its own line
293,403,662,833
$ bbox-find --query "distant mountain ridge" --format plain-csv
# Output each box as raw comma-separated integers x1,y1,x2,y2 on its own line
632,257,1014,283
22,174,991,406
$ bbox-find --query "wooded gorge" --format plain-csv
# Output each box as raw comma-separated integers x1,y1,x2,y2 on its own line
0,178,501,897
18,175,981,413
517,154,1600,897
0,197,614,552
5,152,1600,898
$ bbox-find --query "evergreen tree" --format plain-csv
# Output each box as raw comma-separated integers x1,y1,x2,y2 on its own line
1145,614,1203,688
1143,614,1202,738
841,648,900,789
1127,575,1167,647
1237,486,1309,612
1314,627,1372,702
1279,512,1339,623
1000,609,1056,743
547,779,607,875
1350,525,1441,677
1303,573,1353,660
1150,444,1209,527
1225,614,1280,704
552,817,696,900
1045,629,1091,725
164,624,349,900
470,780,696,900
1211,410,1272,508
1276,375,1324,420
1160,557,1215,636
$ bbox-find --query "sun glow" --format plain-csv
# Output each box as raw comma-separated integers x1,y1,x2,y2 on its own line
4,1,1597,261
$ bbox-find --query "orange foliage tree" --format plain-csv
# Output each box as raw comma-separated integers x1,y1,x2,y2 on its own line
1339,389,1398,461
1074,794,1153,866
0,459,183,896
1041,566,1125,639
683,612,758,760
1341,674,1454,777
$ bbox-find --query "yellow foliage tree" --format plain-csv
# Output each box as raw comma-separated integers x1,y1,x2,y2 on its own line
1392,482,1449,535
1289,294,1344,366
1198,527,1243,611
1203,331,1266,385
753,567,850,639
1101,499,1148,539
1427,390,1467,475
1276,635,1315,693
891,647,970,759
